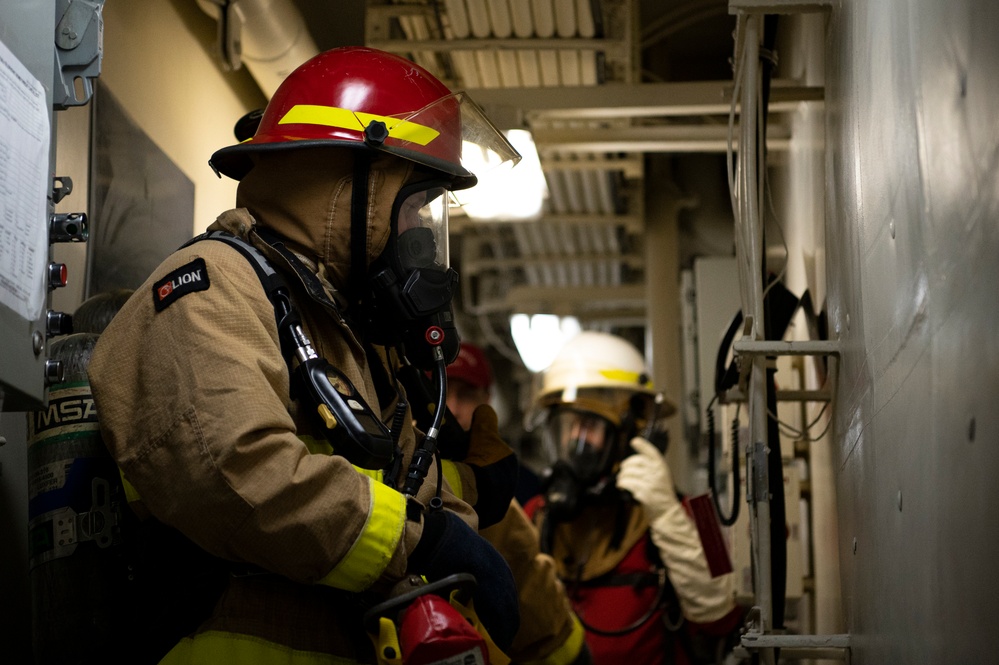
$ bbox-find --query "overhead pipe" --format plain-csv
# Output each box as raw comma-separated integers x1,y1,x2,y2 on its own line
195,0,319,98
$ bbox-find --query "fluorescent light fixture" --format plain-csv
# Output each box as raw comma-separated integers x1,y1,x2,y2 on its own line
456,129,548,222
510,313,582,373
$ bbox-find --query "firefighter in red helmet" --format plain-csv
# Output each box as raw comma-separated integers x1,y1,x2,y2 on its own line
88,47,525,664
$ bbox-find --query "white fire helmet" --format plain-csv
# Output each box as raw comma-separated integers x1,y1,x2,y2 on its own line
535,331,676,424
533,331,676,484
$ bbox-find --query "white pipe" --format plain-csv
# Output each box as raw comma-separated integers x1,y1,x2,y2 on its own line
562,163,585,213
574,0,595,38
580,168,600,211
558,49,581,86
451,51,482,88
195,0,318,99
497,50,521,86
510,0,534,38
545,167,569,213
595,168,614,214
554,0,577,38
444,0,472,39
488,0,514,38
517,51,542,86
466,0,493,38
474,50,502,88
538,49,560,86
579,50,598,85
531,0,556,38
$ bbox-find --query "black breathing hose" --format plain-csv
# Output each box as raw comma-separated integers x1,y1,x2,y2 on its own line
401,347,448,502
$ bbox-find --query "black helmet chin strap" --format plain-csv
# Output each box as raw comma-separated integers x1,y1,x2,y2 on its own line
349,151,372,305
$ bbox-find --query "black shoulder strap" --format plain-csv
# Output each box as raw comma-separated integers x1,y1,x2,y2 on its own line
184,230,288,304
185,230,303,362
254,226,344,315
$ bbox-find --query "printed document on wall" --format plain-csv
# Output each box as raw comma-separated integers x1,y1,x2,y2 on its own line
0,37,50,321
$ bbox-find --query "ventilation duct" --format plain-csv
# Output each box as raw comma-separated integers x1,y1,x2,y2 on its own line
195,0,319,98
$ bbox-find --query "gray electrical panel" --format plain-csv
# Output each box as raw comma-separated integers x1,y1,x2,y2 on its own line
0,2,57,411
0,0,102,412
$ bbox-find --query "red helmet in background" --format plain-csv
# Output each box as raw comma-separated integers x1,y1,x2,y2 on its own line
210,46,518,190
446,342,493,391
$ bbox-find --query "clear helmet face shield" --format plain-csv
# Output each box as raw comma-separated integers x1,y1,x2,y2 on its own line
542,407,620,487
396,184,449,271
377,91,521,191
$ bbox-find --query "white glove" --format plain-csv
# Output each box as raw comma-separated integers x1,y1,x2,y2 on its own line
616,436,680,517
617,437,735,623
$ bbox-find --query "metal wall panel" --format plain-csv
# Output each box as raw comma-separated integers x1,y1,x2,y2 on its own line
824,1,999,661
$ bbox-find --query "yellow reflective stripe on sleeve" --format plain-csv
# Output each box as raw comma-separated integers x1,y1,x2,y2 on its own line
299,434,334,456
299,435,385,484
317,476,406,592
278,105,440,146
159,629,360,664
118,468,141,504
440,459,464,501
352,466,384,483
522,614,587,665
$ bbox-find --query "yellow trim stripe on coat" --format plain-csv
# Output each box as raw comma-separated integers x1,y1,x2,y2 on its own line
119,469,141,505
159,629,359,664
317,475,406,592
278,105,440,146
440,459,464,501
522,614,587,665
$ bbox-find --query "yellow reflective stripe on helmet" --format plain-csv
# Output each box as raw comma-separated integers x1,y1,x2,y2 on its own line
354,112,440,145
598,368,653,388
317,475,406,592
159,629,360,664
279,104,364,132
440,459,464,501
278,105,440,146
522,614,587,665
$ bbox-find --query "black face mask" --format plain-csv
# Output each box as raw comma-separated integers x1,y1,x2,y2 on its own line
360,179,460,370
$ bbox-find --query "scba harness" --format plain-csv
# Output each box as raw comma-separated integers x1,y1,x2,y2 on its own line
188,229,400,471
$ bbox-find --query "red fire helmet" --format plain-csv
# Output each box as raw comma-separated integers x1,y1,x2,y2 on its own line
210,46,519,189
446,342,493,390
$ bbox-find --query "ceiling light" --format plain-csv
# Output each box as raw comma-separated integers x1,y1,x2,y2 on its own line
456,129,547,222
510,313,581,373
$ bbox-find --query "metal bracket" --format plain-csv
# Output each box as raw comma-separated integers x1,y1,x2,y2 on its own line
725,337,840,404
729,0,833,14
53,0,106,109
737,606,851,661
51,175,73,204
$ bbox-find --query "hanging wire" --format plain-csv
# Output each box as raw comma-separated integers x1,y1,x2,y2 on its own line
769,401,833,443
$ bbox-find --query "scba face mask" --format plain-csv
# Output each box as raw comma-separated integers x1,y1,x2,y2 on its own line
363,179,460,370
539,406,623,522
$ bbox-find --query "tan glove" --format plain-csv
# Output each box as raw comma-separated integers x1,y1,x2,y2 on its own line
616,437,734,623
462,405,518,528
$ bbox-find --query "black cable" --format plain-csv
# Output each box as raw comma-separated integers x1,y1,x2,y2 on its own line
758,12,786,634
706,396,741,527
401,351,448,499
